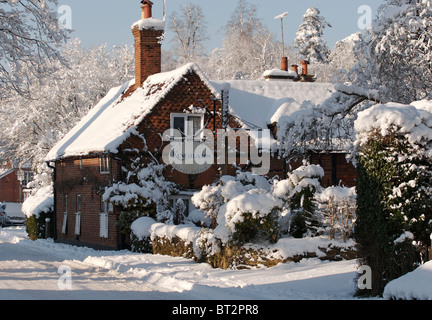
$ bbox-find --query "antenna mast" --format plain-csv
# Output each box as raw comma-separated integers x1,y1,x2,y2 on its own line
274,12,288,57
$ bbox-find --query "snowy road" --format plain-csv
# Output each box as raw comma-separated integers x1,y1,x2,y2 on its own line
0,227,360,301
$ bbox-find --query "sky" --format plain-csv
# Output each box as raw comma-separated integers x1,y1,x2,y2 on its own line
56,0,384,51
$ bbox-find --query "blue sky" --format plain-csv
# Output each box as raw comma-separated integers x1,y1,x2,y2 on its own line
57,0,383,51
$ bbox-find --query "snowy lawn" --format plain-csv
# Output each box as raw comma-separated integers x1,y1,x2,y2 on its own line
0,227,364,301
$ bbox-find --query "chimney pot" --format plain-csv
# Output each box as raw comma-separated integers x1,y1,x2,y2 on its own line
141,0,153,19
300,60,309,75
292,64,298,74
281,57,288,72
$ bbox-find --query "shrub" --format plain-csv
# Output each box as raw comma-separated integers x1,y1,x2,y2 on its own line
273,163,324,238
25,210,54,240
354,130,432,296
224,190,282,245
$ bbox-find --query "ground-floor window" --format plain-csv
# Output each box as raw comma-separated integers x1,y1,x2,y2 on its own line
99,213,108,238
75,194,82,235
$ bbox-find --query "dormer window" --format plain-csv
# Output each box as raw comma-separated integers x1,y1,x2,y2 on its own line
170,114,204,141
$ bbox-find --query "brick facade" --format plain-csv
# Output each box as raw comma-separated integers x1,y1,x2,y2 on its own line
0,170,20,203
54,156,122,249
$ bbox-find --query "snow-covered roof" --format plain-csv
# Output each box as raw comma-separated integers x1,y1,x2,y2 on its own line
0,168,14,179
131,17,165,31
46,62,335,161
211,80,335,129
46,63,217,161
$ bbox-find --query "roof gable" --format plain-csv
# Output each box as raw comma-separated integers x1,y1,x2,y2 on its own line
46,63,218,161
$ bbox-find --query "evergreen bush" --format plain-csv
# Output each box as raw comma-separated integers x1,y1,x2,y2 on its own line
354,131,432,297
25,210,54,240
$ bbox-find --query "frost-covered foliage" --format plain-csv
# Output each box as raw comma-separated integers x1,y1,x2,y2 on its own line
0,40,134,167
223,189,282,245
349,0,432,104
276,89,372,160
0,0,69,97
191,171,272,230
103,158,176,235
193,171,280,245
294,6,332,63
311,33,362,83
207,0,280,80
354,99,432,296
316,186,357,242
168,3,208,64
273,163,324,238
22,162,54,219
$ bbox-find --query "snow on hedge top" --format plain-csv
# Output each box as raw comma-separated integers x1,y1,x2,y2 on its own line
132,18,165,31
354,99,432,153
46,63,216,161
22,185,54,218
211,80,334,129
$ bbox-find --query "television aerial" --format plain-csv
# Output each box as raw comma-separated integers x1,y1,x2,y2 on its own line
274,11,288,57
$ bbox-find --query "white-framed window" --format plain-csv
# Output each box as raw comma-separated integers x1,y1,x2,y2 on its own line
62,195,68,234
75,194,82,236
99,197,109,238
99,213,109,238
21,171,34,187
170,114,204,141
169,195,193,217
100,155,111,174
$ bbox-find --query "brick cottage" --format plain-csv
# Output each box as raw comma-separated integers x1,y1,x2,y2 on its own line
46,1,356,250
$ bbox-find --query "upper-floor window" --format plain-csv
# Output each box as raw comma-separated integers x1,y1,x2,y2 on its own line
100,155,111,174
170,114,204,141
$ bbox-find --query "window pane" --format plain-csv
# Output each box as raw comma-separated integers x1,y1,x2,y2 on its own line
173,117,185,137
188,116,202,138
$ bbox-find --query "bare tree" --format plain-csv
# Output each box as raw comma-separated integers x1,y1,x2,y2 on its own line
0,0,69,97
208,0,279,80
169,3,208,64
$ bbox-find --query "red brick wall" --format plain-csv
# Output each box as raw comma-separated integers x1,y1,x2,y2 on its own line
0,171,20,203
269,153,357,188
54,156,122,249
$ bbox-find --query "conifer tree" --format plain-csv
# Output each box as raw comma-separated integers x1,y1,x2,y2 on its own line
294,6,332,63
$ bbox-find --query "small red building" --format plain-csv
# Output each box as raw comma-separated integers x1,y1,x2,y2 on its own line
46,1,356,250
0,164,34,203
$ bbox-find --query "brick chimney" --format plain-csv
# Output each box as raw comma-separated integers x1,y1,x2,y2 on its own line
132,0,164,89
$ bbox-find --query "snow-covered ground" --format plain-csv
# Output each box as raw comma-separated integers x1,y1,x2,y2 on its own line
3,226,430,302
0,226,362,301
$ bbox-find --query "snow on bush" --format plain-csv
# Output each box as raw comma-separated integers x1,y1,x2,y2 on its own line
22,163,55,219
22,185,54,219
223,189,282,245
131,216,200,244
103,158,176,235
383,260,432,300
191,171,272,229
354,101,432,154
273,163,324,238
354,99,432,296
316,186,357,242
